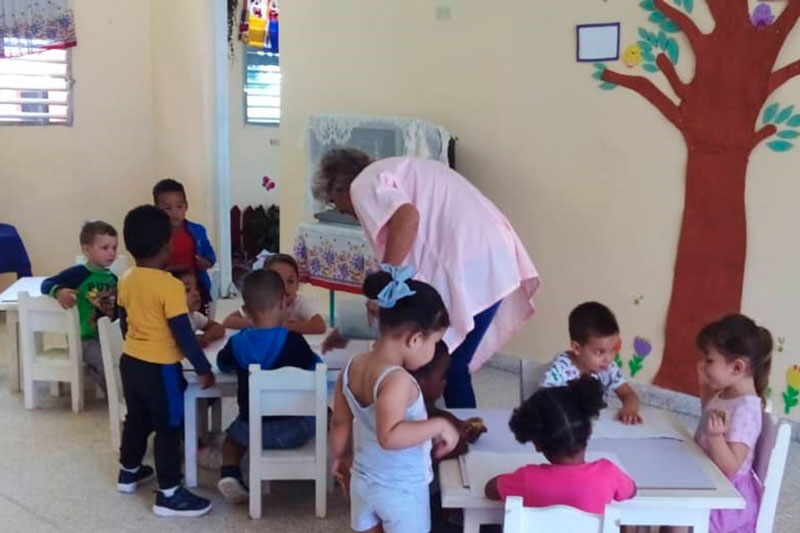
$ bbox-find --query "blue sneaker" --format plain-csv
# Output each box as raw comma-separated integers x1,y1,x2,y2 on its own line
152,486,212,517
117,465,155,493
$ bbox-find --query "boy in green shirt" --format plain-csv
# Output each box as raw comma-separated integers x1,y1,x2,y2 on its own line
41,221,120,392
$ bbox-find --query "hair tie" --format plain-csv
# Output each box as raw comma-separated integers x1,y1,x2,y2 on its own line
376,264,417,308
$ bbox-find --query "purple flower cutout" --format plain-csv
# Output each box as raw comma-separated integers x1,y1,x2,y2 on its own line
633,337,652,358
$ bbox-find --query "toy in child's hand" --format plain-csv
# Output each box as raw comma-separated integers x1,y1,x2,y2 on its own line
462,417,488,443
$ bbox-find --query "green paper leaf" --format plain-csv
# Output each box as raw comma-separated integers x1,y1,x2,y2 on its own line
684,0,694,13
637,40,652,52
599,82,617,90
776,105,795,124
641,49,655,62
638,27,652,42
592,70,605,80
763,103,780,124
658,31,668,50
666,38,679,64
778,130,800,139
643,63,660,73
640,0,655,10
767,140,794,152
787,115,800,127
650,11,665,25
662,20,680,33
672,0,682,6
594,62,607,71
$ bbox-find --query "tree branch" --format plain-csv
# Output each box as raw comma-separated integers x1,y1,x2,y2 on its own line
654,0,704,48
775,0,800,37
602,69,683,128
656,54,687,99
752,125,777,149
768,59,800,95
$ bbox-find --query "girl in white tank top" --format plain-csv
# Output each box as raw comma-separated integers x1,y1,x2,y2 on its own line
330,265,460,533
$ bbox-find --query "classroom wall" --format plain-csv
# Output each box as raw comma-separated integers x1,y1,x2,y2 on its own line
279,1,800,417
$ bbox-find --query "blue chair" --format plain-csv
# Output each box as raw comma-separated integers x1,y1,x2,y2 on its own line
0,223,32,278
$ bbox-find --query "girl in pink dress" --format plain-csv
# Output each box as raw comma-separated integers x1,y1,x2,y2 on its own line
692,314,772,533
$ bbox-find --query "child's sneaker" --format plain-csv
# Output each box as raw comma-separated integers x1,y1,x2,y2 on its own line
217,476,249,504
152,486,212,517
117,465,155,493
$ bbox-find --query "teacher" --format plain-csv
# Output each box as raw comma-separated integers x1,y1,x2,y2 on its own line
313,148,540,408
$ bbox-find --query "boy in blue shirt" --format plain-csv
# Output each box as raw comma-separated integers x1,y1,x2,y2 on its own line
216,269,319,504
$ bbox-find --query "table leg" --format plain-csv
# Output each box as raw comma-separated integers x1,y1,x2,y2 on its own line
329,290,335,327
211,398,222,433
690,510,710,533
6,310,20,392
462,509,481,533
184,387,199,488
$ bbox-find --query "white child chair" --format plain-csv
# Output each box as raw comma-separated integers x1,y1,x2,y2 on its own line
97,317,126,450
520,359,549,403
248,362,328,519
74,254,129,278
754,412,791,533
18,292,84,412
503,497,621,533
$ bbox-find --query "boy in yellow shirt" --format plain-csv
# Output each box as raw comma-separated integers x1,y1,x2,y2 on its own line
116,205,215,517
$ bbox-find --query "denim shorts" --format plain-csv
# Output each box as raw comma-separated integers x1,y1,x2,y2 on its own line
226,416,315,450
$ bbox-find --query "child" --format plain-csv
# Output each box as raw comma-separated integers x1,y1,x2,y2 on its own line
41,220,119,393
540,301,642,424
215,269,319,503
153,178,216,311
172,270,225,347
116,205,215,517
331,265,461,533
688,314,772,533
485,376,637,513
222,253,326,335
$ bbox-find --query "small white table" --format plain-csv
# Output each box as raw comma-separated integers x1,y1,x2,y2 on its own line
439,408,745,533
183,331,365,487
0,277,45,392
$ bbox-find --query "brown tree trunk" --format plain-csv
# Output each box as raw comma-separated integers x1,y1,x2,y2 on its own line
653,144,750,394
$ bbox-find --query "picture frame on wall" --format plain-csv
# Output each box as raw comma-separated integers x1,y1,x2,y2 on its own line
576,22,621,62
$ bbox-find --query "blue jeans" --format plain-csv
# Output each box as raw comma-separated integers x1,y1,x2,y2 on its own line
226,416,315,450
443,301,502,408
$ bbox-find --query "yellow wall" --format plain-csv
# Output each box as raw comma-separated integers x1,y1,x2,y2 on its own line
280,1,800,415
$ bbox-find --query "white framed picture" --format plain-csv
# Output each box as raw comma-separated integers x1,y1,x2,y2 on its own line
576,23,621,62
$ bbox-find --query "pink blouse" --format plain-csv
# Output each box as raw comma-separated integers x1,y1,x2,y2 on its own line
350,157,539,370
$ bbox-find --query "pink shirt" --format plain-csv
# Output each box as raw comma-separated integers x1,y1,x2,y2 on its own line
496,460,636,514
350,157,540,370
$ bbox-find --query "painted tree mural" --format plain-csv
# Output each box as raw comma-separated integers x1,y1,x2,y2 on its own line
592,0,800,394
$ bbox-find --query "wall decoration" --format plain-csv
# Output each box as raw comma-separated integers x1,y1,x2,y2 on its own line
783,365,800,414
628,337,653,377
622,43,643,68
262,175,276,191
576,23,621,62
590,0,800,394
752,3,776,27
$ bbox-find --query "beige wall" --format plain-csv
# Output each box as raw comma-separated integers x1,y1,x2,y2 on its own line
280,1,800,416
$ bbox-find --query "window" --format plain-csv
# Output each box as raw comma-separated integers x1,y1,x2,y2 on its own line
244,47,280,125
0,42,73,125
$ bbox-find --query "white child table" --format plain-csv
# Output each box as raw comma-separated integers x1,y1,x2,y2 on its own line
440,407,744,533
0,276,45,392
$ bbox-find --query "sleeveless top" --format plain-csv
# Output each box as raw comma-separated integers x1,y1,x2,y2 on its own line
342,358,433,487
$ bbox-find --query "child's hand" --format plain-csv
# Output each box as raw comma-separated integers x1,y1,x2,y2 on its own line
197,372,215,390
195,255,212,271
55,288,77,309
322,329,349,353
616,404,642,425
196,334,211,348
461,417,488,444
432,419,461,459
332,455,352,501
706,409,728,436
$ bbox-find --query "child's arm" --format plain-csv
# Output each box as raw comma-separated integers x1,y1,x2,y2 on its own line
41,265,88,309
485,476,502,500
705,410,751,477
168,314,215,388
375,371,459,457
197,320,225,346
193,224,216,271
331,374,354,499
285,313,327,335
615,383,642,425
222,309,254,329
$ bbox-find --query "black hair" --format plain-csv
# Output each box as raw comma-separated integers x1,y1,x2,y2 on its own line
152,178,187,203
79,220,117,246
412,341,451,380
568,302,619,344
265,253,300,276
123,205,171,260
241,269,286,313
312,148,373,203
362,270,450,336
696,314,773,403
510,376,606,460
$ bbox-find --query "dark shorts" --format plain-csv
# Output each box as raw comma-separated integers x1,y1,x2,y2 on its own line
226,416,315,450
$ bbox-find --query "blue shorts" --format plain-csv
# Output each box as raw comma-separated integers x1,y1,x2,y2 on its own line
226,417,315,450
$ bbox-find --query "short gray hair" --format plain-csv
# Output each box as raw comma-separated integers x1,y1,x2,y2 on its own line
312,148,373,202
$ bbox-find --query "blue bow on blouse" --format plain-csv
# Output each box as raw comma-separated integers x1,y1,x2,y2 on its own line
376,264,417,308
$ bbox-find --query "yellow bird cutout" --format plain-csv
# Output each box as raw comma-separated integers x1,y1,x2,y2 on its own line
622,43,642,68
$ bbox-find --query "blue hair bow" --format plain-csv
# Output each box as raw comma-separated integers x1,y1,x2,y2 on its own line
376,264,417,308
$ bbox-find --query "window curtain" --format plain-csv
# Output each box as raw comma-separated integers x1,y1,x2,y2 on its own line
0,0,77,58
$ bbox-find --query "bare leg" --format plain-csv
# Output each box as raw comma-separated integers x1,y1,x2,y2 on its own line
221,436,245,467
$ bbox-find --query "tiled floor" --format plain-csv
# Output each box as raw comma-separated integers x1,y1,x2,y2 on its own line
0,302,797,532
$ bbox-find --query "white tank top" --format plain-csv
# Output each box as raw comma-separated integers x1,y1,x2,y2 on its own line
342,358,433,487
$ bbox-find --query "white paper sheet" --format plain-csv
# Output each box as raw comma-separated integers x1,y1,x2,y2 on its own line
592,407,685,441
577,24,620,61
